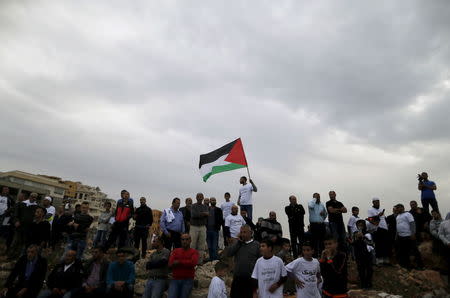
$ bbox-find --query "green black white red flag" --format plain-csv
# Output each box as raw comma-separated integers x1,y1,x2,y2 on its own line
199,138,248,182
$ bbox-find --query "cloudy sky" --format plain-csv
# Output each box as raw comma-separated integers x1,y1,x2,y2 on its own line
1,1,449,229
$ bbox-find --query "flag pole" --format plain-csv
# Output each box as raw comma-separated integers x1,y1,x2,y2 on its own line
246,165,251,181
240,137,251,181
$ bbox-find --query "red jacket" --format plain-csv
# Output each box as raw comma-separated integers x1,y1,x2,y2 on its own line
169,248,199,280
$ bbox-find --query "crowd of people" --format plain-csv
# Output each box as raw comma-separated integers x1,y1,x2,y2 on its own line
0,172,449,298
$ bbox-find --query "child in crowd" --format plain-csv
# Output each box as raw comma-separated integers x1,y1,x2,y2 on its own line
207,262,228,298
285,242,322,298
251,240,287,298
347,207,359,235
276,239,295,295
353,219,374,289
320,235,348,298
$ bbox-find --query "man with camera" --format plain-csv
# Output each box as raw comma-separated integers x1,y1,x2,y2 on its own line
418,172,438,214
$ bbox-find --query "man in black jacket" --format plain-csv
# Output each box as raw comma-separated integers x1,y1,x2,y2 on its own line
134,197,153,258
66,201,93,260
284,195,305,258
206,197,223,261
71,247,109,298
38,250,84,298
2,244,47,298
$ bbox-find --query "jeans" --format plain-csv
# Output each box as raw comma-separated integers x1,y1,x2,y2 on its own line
240,205,253,220
134,226,149,257
143,278,167,298
65,238,87,260
38,289,73,298
168,279,193,298
421,197,439,214
206,229,219,260
93,230,107,248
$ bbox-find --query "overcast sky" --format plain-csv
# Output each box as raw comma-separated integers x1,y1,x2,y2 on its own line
1,1,449,230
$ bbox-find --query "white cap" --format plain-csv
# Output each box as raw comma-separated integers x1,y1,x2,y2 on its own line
372,197,380,202
43,196,52,202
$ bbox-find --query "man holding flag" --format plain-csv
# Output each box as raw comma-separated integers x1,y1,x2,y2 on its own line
237,176,257,221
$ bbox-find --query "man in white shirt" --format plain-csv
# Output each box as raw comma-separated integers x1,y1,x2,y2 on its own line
224,205,246,244
251,239,287,298
220,192,234,247
347,206,359,235
237,176,257,221
395,204,424,270
368,198,390,265
42,196,56,226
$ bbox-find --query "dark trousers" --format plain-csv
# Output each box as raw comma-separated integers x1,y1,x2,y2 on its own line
288,226,304,258
72,287,106,298
398,236,424,269
373,228,390,258
162,230,181,250
356,256,373,288
206,229,219,260
134,227,149,257
230,276,253,298
421,197,439,214
106,284,133,298
310,222,326,257
329,221,347,250
105,222,129,250
4,285,40,298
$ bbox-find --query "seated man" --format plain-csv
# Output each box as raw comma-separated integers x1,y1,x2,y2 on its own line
106,249,135,298
38,250,84,298
2,244,47,298
260,211,283,246
72,247,109,298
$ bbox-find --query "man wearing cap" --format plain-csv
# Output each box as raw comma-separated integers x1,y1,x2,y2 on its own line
368,198,390,265
42,196,56,226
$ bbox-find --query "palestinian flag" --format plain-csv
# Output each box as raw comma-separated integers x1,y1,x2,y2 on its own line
199,138,248,182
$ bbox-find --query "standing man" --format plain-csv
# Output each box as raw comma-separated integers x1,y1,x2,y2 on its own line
66,201,93,260
224,205,246,244
260,211,283,246
27,207,51,249
368,198,390,265
220,192,234,246
395,204,424,270
409,200,431,243
308,193,327,256
160,198,185,250
189,193,208,264
106,190,134,250
284,195,305,258
93,201,113,248
42,196,56,226
0,186,14,249
179,198,192,234
418,172,438,214
10,193,38,259
237,176,257,221
206,197,223,261
168,234,199,298
326,191,347,249
143,236,170,298
227,225,260,298
134,197,153,258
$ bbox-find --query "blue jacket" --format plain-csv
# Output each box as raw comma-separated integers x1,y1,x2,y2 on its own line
106,260,135,286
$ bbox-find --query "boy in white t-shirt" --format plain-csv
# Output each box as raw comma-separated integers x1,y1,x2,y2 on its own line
208,261,228,298
251,239,287,298
286,242,322,298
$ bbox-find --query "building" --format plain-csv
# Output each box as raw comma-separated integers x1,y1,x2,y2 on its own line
0,170,69,205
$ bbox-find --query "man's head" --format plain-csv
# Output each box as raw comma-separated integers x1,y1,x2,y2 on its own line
151,235,164,250
410,200,418,210
180,233,191,249
372,198,380,209
328,191,336,200
75,204,81,212
395,204,405,213
224,192,231,201
185,197,192,206
35,207,46,220
196,193,204,204
289,195,297,205
260,240,274,257
323,235,338,253
203,198,210,206
104,201,112,211
29,193,38,203
431,209,441,220
42,196,52,207
214,261,228,278
239,225,253,241
356,219,366,231
421,172,428,180
172,198,181,210
140,197,147,206
240,176,247,185
313,193,320,202
240,209,248,218
26,245,39,261
281,239,291,252
210,197,217,207
231,205,238,215
17,193,26,202
392,206,398,214
269,211,277,221
121,190,130,200
351,206,359,216
81,202,89,214
116,249,127,264
1,186,9,196
91,247,104,261
64,250,77,264
302,242,314,259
